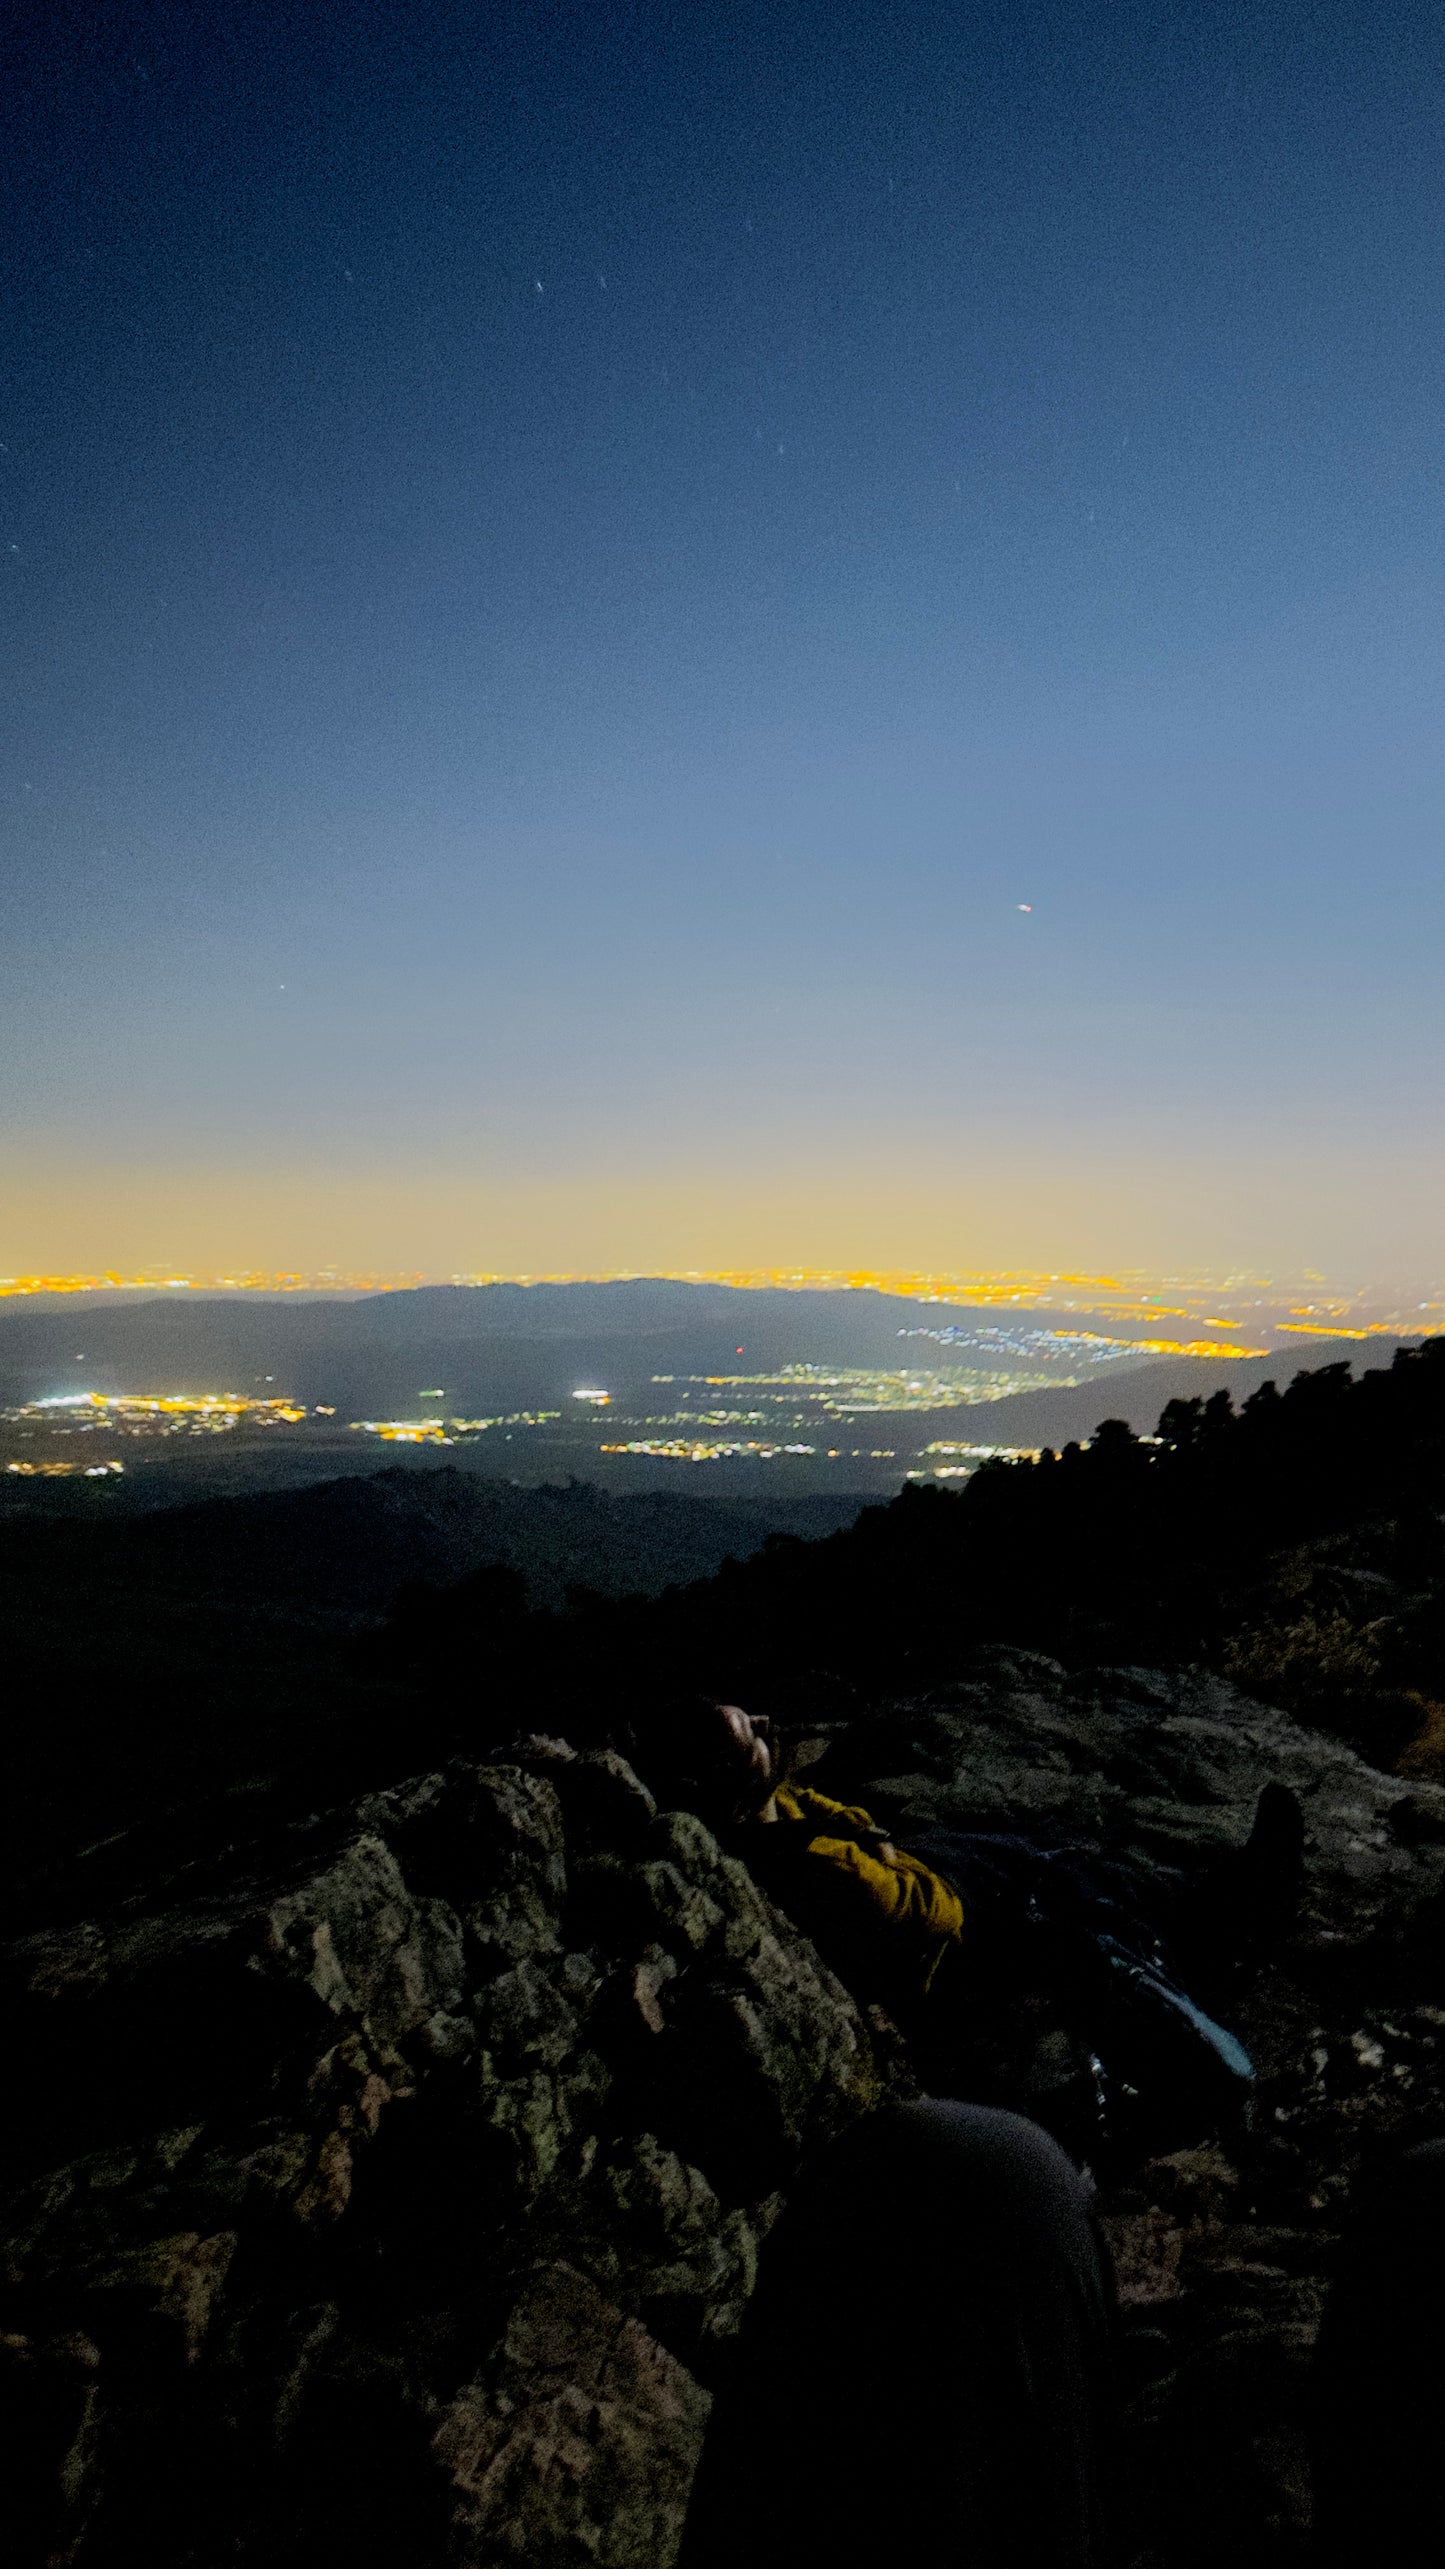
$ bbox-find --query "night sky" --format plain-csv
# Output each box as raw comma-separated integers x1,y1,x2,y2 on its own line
5,2,1444,1278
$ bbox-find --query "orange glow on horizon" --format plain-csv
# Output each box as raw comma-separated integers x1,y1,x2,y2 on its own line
0,1262,1304,1311
0,1266,1437,1344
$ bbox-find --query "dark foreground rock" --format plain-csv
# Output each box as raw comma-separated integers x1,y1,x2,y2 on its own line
1,1742,888,2567
4,1652,1445,2566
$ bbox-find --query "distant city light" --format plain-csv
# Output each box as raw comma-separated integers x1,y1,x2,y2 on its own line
6,1458,124,1477
600,1439,818,1463
3,1393,306,1437
347,1411,560,1443
349,1420,453,1445
647,1365,1088,1413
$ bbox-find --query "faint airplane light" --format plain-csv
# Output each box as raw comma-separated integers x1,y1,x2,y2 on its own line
1017,904,1033,913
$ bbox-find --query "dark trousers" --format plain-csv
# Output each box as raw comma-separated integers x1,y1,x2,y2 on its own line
1311,2136,1445,2569
684,2109,1445,2569
680,2100,1119,2569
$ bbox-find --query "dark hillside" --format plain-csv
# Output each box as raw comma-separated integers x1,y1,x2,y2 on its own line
0,1475,862,1910
0,1468,861,1617
384,1341,1445,1773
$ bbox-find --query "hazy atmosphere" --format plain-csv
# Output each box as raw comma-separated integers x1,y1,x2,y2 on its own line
6,0,1445,1277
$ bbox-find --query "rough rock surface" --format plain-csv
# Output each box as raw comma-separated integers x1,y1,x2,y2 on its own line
828,1650,1445,2568
1,1742,885,2566
4,1650,1445,2566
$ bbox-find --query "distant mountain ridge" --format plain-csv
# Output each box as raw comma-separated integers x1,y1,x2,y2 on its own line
0,1275,1232,1394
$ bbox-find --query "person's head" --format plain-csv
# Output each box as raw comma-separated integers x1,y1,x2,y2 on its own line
648,1696,781,1826
713,1702,775,1818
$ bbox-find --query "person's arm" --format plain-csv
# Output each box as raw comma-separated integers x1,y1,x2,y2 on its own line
807,1834,963,1940
776,1785,888,1840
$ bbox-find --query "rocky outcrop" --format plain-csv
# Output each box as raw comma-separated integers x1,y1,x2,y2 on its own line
833,1648,1445,1944
0,1742,887,2567
4,1652,1445,2567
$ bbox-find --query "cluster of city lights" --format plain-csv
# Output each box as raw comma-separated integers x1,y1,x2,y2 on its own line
600,1438,820,1463
5,1458,125,1478
599,1436,902,1464
655,1367,1078,1412
6,1393,308,1432
347,1411,561,1445
1274,1321,1411,1339
0,1271,426,1298
899,1325,1268,1361
915,1440,1045,1478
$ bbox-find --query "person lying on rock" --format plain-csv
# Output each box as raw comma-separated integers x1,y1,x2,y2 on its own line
691,1699,966,2003
678,1698,1300,2165
673,1715,1347,2569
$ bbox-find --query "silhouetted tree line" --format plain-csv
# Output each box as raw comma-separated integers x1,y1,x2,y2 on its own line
378,1341,1445,1763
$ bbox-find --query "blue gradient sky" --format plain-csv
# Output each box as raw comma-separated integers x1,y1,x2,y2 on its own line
4,1,1444,1277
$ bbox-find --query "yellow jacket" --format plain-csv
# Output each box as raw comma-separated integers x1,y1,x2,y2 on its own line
770,1785,964,1990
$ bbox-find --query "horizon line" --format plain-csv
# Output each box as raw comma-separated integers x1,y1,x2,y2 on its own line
2,1264,1442,1322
